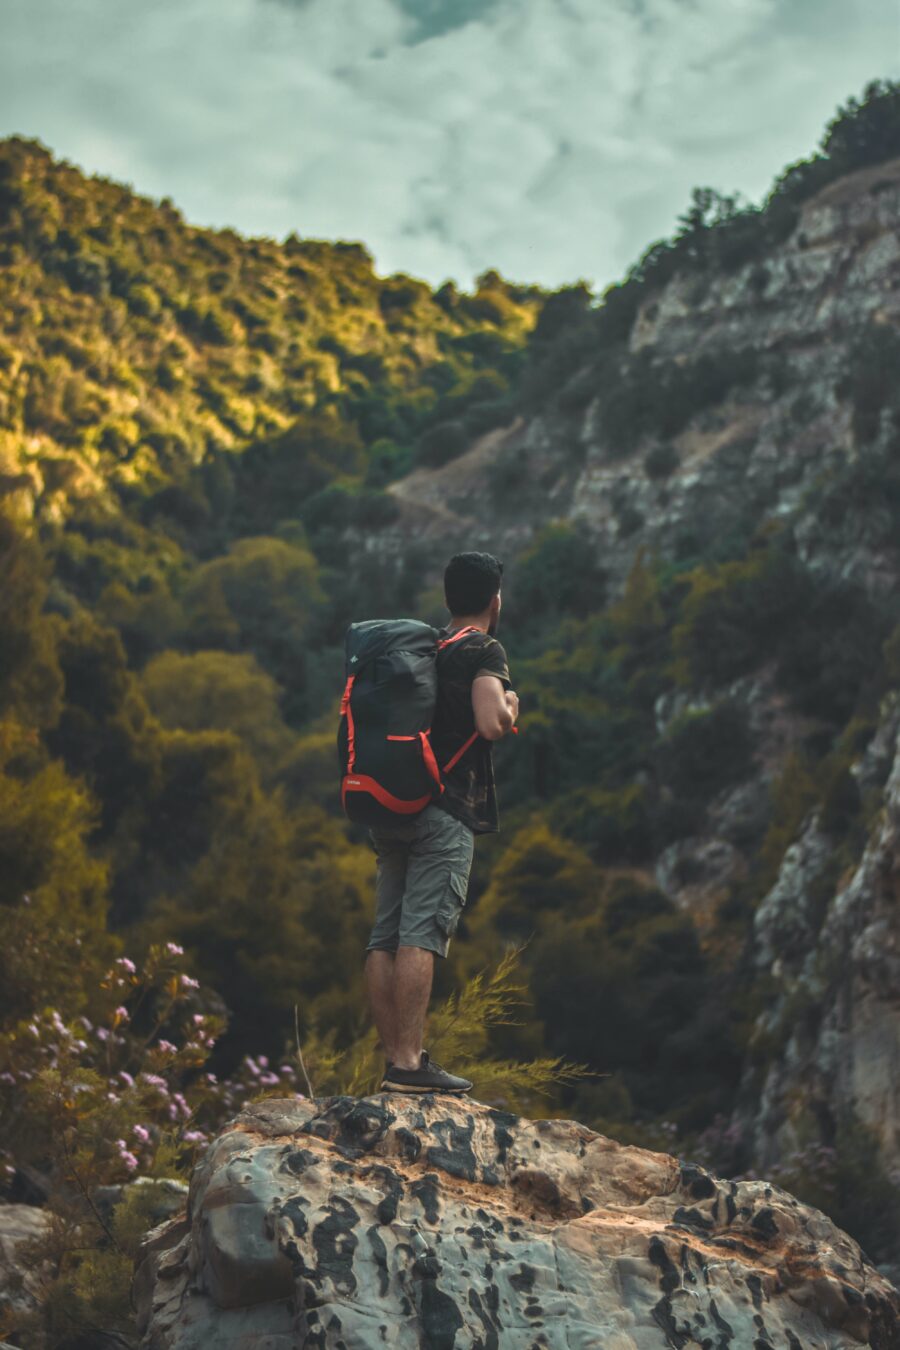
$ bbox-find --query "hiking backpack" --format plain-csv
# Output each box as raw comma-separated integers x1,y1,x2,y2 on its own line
337,618,483,827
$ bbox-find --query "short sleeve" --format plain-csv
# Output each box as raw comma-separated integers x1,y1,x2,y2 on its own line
472,637,511,689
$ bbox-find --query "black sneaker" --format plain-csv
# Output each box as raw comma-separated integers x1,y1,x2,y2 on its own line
381,1051,473,1095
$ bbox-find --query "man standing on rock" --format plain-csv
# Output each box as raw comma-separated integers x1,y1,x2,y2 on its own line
364,552,518,1094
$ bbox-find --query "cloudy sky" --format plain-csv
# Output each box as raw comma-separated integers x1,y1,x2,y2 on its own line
3,0,899,293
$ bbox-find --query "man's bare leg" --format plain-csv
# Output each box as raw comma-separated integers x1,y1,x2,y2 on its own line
391,945,434,1070
365,950,398,1063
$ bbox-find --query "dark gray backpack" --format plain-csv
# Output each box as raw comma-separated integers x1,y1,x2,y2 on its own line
337,619,481,827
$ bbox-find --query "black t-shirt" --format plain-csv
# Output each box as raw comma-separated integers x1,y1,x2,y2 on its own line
431,625,512,835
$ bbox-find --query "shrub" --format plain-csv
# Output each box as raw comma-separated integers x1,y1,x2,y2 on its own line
508,522,607,622
462,396,516,437
414,419,469,468
835,318,900,445
670,543,811,688
365,438,413,487
548,782,654,863
656,698,754,803
126,283,161,318
644,443,680,478
529,877,730,1121
775,580,893,723
0,943,311,1345
378,277,424,313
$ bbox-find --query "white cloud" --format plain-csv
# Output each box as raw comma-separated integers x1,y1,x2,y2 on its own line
2,0,898,291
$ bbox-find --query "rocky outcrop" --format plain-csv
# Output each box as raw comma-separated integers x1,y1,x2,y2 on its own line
134,1093,900,1349
737,688,900,1177
0,1202,53,1324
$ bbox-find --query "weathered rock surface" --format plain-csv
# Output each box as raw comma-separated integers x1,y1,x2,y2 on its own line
0,1202,53,1322
134,1094,900,1349
737,687,900,1178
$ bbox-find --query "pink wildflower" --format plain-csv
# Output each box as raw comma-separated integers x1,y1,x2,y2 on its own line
172,1092,191,1118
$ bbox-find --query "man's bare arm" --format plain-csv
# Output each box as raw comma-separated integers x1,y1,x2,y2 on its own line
472,674,518,740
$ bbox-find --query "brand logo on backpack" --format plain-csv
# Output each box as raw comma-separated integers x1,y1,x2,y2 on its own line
336,619,482,828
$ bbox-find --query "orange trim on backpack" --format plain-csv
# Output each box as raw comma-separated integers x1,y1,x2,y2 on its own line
386,734,417,740
341,774,433,814
340,675,357,771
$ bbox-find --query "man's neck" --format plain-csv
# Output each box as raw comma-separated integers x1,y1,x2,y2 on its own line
447,616,489,634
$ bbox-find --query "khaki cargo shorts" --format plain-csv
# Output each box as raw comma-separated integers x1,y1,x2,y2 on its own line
365,803,475,960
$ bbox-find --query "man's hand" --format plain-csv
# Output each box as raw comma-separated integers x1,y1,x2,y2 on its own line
472,675,518,740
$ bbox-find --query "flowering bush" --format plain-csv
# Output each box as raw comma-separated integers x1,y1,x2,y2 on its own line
0,940,308,1346
0,941,310,1193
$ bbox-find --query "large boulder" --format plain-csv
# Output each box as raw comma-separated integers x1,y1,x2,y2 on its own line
134,1093,900,1349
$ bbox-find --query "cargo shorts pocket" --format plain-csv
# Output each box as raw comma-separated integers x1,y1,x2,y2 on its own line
436,868,469,939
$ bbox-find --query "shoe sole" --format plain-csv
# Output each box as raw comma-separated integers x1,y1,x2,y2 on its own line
380,1080,472,1094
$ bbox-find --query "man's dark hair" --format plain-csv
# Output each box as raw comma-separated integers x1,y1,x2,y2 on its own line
444,551,503,616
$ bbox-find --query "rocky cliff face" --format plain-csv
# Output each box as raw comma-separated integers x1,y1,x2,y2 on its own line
736,688,900,1177
134,1093,900,1349
380,155,900,607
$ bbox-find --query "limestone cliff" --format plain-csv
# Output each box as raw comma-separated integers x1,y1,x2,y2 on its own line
736,687,900,1179
379,156,900,608
134,1094,900,1349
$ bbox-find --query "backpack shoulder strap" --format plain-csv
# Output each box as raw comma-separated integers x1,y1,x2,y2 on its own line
436,624,482,651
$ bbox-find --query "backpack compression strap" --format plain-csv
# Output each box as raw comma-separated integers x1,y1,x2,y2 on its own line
340,675,356,770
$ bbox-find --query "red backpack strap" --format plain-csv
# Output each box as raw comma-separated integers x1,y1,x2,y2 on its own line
436,624,482,650
441,729,479,774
